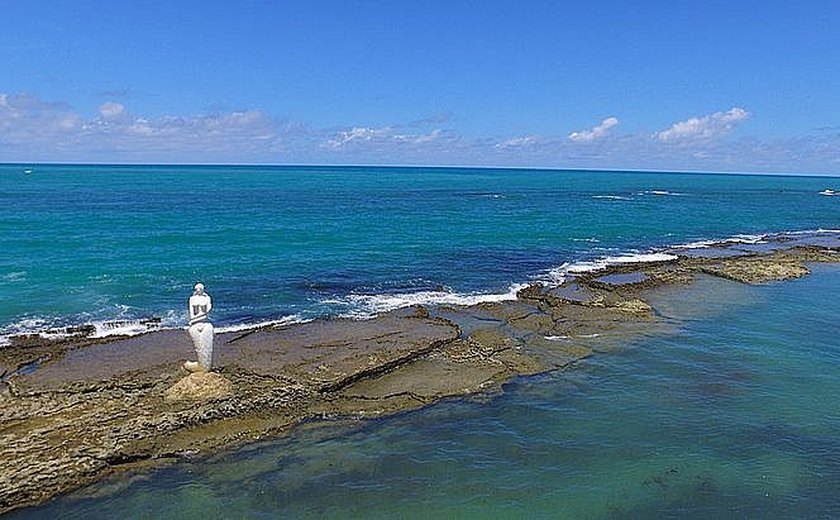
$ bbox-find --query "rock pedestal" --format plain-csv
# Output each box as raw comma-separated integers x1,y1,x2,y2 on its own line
164,372,233,401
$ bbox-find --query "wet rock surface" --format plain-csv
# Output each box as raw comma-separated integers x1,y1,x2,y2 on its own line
695,248,835,283
1,244,837,513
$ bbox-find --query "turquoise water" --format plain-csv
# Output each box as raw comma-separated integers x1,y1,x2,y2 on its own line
2,165,840,517
12,266,840,518
1,164,838,339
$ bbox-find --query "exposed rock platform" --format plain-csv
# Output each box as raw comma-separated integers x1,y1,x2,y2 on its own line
1,244,838,513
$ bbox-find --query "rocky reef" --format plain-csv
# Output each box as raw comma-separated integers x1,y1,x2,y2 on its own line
1,244,838,513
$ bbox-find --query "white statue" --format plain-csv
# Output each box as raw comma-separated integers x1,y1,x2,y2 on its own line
184,282,214,372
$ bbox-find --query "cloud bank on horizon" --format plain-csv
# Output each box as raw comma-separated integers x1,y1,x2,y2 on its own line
1,91,837,174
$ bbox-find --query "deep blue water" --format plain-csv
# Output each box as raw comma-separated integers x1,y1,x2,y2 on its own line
1,164,838,339
2,164,840,518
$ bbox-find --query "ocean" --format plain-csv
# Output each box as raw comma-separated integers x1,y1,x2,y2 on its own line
2,164,839,517
1,164,838,340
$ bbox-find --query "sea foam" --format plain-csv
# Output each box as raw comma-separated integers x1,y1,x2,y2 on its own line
592,195,633,201
327,284,528,319
215,315,307,334
562,252,679,275
637,190,686,196
4,229,838,344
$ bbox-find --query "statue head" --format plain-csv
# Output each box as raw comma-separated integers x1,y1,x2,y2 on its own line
194,282,205,295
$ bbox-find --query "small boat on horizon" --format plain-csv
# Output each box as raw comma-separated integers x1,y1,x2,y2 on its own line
819,189,836,196
22,168,34,175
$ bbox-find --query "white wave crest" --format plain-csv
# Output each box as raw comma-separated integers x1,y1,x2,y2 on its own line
729,234,768,244
215,315,307,334
673,233,768,250
592,195,633,201
563,252,678,274
2,271,27,282
782,228,840,235
0,317,54,345
546,263,571,284
545,251,677,282
1,311,307,346
546,228,835,287
91,320,161,338
331,284,528,319
638,190,685,197
672,240,720,250
89,308,184,338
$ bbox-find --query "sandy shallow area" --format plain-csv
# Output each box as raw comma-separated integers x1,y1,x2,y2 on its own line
1,244,838,513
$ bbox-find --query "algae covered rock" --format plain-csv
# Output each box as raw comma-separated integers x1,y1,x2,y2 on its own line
702,259,810,284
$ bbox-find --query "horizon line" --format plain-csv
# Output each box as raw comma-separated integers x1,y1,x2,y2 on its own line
2,161,839,179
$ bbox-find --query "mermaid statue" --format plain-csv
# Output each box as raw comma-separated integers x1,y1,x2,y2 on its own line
184,282,214,372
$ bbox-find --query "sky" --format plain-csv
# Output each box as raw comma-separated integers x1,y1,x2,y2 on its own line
1,0,839,174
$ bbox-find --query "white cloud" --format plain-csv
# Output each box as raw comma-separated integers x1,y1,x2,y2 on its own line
0,92,459,163
0,92,282,161
495,136,540,150
325,126,444,149
0,93,82,138
656,107,748,143
394,128,442,144
568,117,619,142
98,101,125,120
326,126,392,149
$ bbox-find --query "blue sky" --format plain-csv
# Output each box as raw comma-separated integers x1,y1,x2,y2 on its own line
1,1,838,173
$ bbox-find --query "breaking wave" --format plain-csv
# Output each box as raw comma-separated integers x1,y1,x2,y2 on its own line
3,229,838,347
637,190,686,196
0,311,306,347
323,284,529,319
592,195,633,201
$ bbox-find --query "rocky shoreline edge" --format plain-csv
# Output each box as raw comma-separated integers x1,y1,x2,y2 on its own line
2,243,839,514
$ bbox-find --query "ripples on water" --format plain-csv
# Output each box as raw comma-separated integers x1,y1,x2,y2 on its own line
4,165,838,515
2,164,838,341
13,265,840,519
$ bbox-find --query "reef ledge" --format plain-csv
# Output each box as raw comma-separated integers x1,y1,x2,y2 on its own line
1,243,838,514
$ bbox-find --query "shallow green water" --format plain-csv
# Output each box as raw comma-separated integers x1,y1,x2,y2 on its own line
14,265,840,518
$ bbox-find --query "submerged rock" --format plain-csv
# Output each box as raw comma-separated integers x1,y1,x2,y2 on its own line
0,243,838,514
